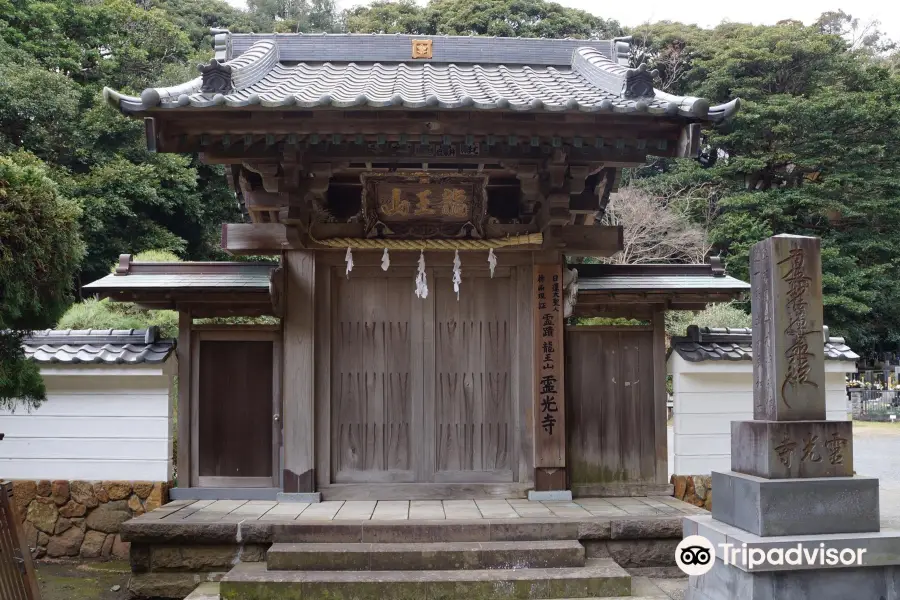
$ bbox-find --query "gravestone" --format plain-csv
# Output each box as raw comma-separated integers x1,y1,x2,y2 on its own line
683,235,900,600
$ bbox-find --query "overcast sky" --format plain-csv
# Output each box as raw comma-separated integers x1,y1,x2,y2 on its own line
223,0,900,41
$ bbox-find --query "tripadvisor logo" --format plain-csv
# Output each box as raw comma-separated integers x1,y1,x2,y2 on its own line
675,535,869,575
676,536,715,576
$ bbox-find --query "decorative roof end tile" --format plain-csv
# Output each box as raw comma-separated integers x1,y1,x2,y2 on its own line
199,59,233,94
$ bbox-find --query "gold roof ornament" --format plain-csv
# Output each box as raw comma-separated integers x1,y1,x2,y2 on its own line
412,39,433,59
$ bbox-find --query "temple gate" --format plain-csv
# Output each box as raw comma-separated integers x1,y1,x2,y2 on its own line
87,30,746,501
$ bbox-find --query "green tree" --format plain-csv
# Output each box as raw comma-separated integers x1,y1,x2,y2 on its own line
149,0,258,49
248,0,340,32
0,3,243,286
344,0,622,38
0,151,84,409
344,0,428,34
0,0,193,90
58,250,181,338
666,302,752,339
0,46,81,165
628,17,900,356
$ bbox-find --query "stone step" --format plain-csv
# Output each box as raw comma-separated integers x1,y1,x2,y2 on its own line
183,582,220,600
267,540,585,571
183,576,679,600
221,558,632,599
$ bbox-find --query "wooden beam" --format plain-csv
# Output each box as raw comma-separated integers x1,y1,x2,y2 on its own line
543,225,623,256
221,223,303,255
197,143,653,165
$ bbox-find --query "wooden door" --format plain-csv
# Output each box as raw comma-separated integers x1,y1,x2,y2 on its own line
328,264,517,485
566,326,657,490
330,268,422,483
431,270,516,482
193,331,280,488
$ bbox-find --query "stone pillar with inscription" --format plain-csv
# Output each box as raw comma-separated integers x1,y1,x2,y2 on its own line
684,235,900,600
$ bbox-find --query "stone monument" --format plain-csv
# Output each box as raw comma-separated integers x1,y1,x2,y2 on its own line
684,234,900,599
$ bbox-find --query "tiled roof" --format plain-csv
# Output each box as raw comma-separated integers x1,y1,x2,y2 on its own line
574,262,750,293
22,328,175,365
83,263,274,292
579,274,750,291
84,272,271,290
104,32,739,121
670,326,859,363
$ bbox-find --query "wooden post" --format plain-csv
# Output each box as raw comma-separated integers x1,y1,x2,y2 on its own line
651,310,669,484
176,310,192,487
282,251,317,493
533,261,567,491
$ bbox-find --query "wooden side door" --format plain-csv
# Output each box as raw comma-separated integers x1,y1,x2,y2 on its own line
566,326,657,488
430,268,518,482
192,330,281,488
330,267,423,483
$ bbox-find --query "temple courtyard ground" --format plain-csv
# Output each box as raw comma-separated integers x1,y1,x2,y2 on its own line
36,422,900,600
667,420,900,526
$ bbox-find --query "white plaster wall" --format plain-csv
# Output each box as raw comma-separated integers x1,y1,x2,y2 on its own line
0,365,174,481
669,356,852,475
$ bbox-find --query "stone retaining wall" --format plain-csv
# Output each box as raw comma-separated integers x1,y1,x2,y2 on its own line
670,475,712,510
10,480,169,560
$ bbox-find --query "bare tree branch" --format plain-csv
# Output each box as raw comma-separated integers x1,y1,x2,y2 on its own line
600,187,710,264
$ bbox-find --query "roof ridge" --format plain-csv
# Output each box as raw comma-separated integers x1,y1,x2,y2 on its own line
104,32,740,122
22,328,168,346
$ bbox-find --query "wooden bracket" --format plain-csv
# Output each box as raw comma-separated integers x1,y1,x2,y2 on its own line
242,162,282,193
515,164,542,219
547,164,567,190
568,166,589,196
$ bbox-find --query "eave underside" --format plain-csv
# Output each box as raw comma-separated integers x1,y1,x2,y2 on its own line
138,108,697,243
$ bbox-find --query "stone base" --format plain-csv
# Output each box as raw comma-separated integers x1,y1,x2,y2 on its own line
686,559,900,600
169,487,279,501
276,492,321,503
684,515,900,599
528,490,573,502
731,420,853,478
711,471,879,536
9,479,167,561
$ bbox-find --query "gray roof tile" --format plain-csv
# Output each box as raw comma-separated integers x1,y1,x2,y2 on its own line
22,328,175,365
578,274,750,292
83,269,272,291
105,33,740,121
670,326,859,363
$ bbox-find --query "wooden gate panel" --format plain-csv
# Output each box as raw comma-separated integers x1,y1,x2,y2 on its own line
433,273,515,481
0,483,41,600
331,272,416,482
567,327,657,491
198,340,274,480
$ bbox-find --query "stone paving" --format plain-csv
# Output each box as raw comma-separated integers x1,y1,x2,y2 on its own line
147,496,704,523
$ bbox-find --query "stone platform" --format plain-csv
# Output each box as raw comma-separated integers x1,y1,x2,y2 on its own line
684,514,900,600
122,497,703,598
